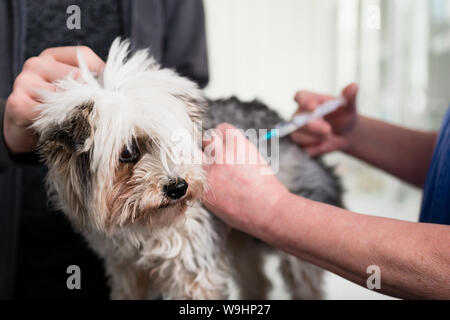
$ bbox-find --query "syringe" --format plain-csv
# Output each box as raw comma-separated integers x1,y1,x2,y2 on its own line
262,97,346,140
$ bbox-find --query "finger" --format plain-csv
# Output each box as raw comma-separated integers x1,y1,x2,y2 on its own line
202,136,213,150
341,83,358,110
20,74,57,101
217,123,259,152
40,46,105,73
22,56,80,83
215,123,241,150
7,89,41,126
301,119,332,137
294,90,334,113
294,91,319,112
34,59,80,83
21,98,43,122
290,119,332,145
216,123,237,135
290,131,322,146
202,128,225,165
304,141,334,157
202,129,221,150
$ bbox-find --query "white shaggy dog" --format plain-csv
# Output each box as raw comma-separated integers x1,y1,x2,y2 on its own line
32,39,341,299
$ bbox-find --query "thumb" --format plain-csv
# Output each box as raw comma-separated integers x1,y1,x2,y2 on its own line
216,122,237,135
202,123,237,149
342,83,358,109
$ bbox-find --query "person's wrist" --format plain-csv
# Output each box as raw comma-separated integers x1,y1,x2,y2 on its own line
253,185,292,242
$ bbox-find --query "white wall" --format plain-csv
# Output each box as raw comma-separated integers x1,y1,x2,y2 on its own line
204,0,341,119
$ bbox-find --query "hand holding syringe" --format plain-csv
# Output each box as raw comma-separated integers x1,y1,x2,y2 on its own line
262,97,347,141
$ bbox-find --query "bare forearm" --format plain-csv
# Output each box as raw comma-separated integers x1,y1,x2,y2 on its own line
345,116,437,187
258,193,450,299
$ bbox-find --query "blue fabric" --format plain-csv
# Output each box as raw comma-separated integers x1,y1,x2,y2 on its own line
419,107,450,225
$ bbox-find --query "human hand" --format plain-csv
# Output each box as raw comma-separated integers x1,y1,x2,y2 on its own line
202,123,289,238
290,83,359,156
3,46,104,154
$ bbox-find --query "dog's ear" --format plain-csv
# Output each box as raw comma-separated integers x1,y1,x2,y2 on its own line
174,94,206,124
40,101,94,154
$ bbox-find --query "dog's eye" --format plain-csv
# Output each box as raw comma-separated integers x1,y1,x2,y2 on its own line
119,142,140,164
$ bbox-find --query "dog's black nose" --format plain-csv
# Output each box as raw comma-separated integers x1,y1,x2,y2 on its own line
164,179,188,200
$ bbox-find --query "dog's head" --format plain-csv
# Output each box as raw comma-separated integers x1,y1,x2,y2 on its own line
33,39,206,232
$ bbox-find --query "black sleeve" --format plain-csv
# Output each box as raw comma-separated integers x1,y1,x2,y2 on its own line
0,99,13,172
162,0,209,88
0,99,40,172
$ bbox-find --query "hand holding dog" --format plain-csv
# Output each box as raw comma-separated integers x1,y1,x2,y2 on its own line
3,46,104,154
290,83,359,156
202,123,289,239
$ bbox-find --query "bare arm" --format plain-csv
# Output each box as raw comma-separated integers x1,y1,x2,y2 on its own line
345,116,437,187
203,124,450,300
291,84,437,187
264,192,450,299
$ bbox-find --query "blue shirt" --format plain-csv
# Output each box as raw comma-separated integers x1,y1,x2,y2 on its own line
419,107,450,225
